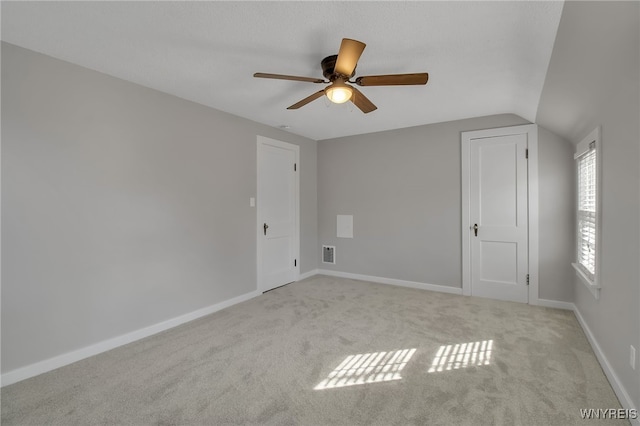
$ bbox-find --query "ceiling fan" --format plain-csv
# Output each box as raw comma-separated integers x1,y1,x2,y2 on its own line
254,38,429,114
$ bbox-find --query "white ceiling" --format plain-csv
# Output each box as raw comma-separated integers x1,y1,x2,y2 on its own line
1,1,564,141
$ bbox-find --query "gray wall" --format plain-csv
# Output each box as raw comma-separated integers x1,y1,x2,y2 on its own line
1,43,317,373
318,114,575,302
536,1,639,407
537,126,574,302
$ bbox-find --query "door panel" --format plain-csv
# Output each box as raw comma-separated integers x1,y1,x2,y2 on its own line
479,143,518,227
480,241,518,283
470,134,528,303
262,148,294,221
257,138,298,292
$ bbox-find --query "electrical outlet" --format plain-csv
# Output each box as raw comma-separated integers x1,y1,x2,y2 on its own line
631,345,636,370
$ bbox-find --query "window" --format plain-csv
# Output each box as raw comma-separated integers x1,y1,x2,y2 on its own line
577,146,596,278
572,127,601,298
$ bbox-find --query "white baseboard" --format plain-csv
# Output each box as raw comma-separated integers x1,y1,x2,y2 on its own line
298,269,319,280
316,269,463,295
4,273,636,422
1,289,261,387
573,305,637,416
536,298,574,310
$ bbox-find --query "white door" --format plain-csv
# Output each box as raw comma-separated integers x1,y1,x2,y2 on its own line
257,136,299,292
468,133,529,303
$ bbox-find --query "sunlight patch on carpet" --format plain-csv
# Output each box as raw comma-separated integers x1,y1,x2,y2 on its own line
314,348,416,390
428,340,493,373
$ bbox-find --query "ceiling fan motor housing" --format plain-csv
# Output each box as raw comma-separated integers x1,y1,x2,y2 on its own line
321,55,356,80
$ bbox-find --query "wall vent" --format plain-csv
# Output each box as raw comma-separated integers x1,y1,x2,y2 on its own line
322,245,336,264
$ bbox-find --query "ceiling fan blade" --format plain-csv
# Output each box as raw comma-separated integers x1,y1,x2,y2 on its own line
350,87,377,114
287,90,326,110
334,38,366,77
355,73,429,86
254,73,326,84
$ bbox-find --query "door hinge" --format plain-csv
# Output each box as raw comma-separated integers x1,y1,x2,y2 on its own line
294,163,297,171
294,259,297,267
525,149,529,159
526,274,530,285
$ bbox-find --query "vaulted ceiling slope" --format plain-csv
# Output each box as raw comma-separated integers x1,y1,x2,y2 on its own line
1,1,564,141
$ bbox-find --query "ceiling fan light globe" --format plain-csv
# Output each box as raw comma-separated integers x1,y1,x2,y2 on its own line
325,84,353,104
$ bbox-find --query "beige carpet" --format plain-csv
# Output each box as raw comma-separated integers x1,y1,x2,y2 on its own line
1,275,625,425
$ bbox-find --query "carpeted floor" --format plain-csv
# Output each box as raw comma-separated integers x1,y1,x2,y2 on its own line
1,275,625,425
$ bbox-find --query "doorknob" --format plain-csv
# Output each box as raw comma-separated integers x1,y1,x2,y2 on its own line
473,223,478,237
263,223,269,235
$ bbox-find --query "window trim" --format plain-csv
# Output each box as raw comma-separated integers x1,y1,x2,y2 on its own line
571,126,601,299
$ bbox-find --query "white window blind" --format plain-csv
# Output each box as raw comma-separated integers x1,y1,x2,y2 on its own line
576,143,596,281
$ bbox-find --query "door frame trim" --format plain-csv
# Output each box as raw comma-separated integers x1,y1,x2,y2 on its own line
461,124,539,305
256,136,300,293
